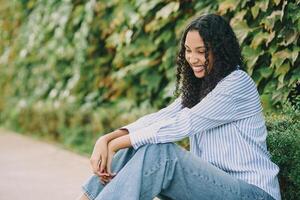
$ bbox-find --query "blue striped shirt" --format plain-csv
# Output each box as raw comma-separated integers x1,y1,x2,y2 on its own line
121,70,281,200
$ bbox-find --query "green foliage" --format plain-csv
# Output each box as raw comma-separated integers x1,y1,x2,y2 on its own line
0,0,299,198
266,103,300,200
219,0,300,108
0,0,298,118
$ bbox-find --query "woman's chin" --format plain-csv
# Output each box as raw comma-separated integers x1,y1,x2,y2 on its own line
194,71,205,78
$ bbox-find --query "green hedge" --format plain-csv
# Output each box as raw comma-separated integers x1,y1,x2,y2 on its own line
266,103,300,200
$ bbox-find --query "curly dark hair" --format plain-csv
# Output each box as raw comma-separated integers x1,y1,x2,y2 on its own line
174,14,244,108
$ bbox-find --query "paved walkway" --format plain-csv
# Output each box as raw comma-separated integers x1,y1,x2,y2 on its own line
0,128,92,200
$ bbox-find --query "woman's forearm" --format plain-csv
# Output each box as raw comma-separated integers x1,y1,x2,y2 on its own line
102,129,129,143
108,134,132,152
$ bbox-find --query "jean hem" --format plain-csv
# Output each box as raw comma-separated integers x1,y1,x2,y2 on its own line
82,185,96,200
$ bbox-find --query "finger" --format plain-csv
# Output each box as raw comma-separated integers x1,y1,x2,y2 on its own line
99,172,110,176
100,176,111,183
100,176,109,182
90,157,101,176
99,179,105,185
94,170,102,177
100,155,107,173
102,173,113,180
103,177,110,183
96,158,105,176
106,152,116,175
95,159,103,176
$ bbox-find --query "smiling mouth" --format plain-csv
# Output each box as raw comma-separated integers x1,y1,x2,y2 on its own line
192,65,205,73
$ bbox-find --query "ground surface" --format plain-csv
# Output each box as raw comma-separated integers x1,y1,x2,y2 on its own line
0,128,91,200
0,128,160,200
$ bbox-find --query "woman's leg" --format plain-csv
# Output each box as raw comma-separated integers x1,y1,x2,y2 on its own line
94,143,274,200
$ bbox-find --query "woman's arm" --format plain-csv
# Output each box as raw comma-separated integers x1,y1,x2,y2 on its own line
120,97,182,133
101,129,129,143
108,134,132,152
128,71,262,149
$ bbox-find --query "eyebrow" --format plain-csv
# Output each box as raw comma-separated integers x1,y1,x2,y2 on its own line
184,44,205,49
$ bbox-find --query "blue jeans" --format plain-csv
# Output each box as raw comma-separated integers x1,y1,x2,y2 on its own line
82,143,274,200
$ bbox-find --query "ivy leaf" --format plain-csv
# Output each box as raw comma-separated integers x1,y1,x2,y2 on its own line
291,47,299,64
230,20,252,44
145,18,170,33
278,27,299,46
155,2,179,20
113,57,160,79
289,67,300,86
271,50,289,68
137,0,161,17
141,71,162,93
271,48,299,69
275,62,290,77
231,10,247,22
251,0,269,19
260,10,282,31
273,0,281,6
154,30,173,45
174,17,189,39
263,79,277,94
250,31,275,48
260,94,273,110
252,69,263,85
242,46,263,75
258,67,273,78
251,4,259,19
218,0,240,15
286,3,300,23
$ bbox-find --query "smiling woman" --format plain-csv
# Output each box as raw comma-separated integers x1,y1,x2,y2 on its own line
78,14,281,200
184,31,214,78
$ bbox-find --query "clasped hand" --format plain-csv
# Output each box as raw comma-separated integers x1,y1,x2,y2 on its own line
90,136,117,185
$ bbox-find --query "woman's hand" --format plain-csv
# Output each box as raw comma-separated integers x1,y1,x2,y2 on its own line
98,144,118,185
90,136,114,185
106,142,117,176
90,136,109,176
105,134,132,176
90,132,132,185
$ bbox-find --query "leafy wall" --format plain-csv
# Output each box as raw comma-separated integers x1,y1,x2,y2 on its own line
0,0,298,150
0,0,299,198
1,0,299,117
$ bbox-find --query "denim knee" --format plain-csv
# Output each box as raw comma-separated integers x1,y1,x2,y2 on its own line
133,143,178,165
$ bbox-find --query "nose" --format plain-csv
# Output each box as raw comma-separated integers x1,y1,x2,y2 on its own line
189,55,200,65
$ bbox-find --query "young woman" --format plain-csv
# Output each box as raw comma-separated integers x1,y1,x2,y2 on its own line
78,14,281,200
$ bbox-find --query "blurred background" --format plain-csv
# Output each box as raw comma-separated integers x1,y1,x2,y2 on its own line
0,0,299,199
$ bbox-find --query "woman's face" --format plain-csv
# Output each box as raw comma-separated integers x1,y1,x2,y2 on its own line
184,30,213,78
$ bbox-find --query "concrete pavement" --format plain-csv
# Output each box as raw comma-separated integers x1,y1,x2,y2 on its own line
0,129,161,200
0,128,92,200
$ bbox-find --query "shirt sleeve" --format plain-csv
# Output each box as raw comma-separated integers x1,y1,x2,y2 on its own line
129,70,262,149
119,97,182,133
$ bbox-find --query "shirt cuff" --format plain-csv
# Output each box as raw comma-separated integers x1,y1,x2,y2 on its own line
128,124,157,149
128,118,175,149
119,121,141,134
